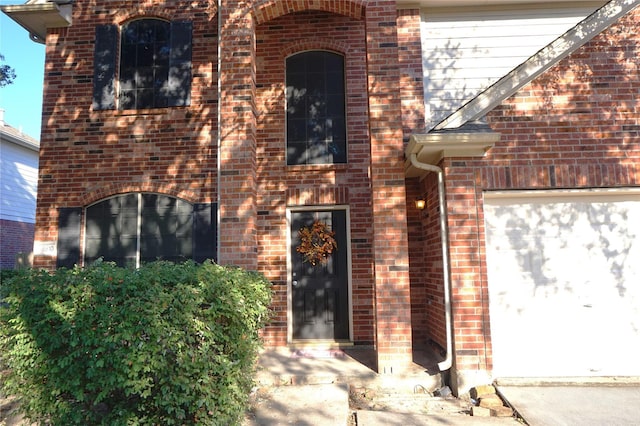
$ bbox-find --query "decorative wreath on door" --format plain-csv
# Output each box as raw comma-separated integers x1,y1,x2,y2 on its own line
296,220,338,266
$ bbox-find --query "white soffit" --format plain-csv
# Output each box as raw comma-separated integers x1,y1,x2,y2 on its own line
1,1,72,42
404,129,500,177
431,0,640,131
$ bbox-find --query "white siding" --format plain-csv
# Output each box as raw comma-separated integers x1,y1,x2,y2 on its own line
421,3,604,128
0,139,39,223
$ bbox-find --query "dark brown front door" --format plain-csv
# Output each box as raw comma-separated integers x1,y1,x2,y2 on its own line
291,209,349,340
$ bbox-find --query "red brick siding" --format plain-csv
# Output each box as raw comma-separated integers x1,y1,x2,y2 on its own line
407,172,448,351
366,1,413,370
34,1,219,269
397,8,426,139
398,8,442,350
443,9,640,374
34,0,414,372
219,1,258,269
0,220,34,269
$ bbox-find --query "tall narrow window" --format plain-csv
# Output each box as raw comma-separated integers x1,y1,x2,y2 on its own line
286,51,346,165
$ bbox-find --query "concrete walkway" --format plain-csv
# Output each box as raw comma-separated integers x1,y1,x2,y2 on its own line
247,348,521,425
498,383,640,426
248,348,640,425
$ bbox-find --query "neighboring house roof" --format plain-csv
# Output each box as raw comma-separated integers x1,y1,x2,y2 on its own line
0,110,39,151
431,0,639,131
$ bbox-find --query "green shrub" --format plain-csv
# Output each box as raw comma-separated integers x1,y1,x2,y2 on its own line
0,260,272,425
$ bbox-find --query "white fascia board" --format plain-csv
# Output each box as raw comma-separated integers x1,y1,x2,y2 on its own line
0,131,40,152
0,1,72,41
431,0,640,131
404,130,501,177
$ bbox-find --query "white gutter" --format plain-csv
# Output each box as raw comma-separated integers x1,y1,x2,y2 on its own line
409,153,453,372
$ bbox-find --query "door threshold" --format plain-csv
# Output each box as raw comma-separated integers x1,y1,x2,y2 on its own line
289,340,354,350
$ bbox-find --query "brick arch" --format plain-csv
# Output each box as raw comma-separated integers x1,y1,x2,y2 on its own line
281,38,351,59
113,3,217,25
80,183,201,207
252,0,365,24
114,10,175,25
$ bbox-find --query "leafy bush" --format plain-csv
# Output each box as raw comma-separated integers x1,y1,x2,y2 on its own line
0,260,271,425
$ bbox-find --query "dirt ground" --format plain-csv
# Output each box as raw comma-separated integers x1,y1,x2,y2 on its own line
0,393,30,426
4,386,476,425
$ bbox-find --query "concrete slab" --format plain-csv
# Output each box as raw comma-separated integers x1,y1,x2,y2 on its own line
498,385,640,426
254,347,442,392
248,383,350,426
356,411,522,425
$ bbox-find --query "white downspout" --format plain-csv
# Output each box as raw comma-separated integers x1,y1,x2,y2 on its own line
216,0,222,261
409,153,453,372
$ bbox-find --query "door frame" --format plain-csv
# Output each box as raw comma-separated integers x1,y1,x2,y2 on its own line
286,205,353,344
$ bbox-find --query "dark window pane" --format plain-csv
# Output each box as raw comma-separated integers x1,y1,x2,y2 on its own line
287,55,305,73
119,19,172,110
137,89,154,109
287,142,307,165
92,25,117,110
138,44,154,66
85,194,206,266
326,74,345,95
325,53,343,69
119,90,135,109
139,194,193,262
306,52,325,71
287,119,306,142
155,20,170,42
84,195,138,266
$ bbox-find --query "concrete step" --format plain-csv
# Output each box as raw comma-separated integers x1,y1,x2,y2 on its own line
254,347,444,392
246,383,350,426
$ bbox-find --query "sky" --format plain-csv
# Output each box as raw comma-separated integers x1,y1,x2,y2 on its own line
0,1,46,141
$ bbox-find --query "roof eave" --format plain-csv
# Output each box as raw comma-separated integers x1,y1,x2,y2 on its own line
404,125,501,177
0,130,40,152
0,2,72,42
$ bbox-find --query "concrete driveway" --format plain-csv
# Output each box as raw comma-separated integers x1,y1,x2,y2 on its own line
497,383,640,425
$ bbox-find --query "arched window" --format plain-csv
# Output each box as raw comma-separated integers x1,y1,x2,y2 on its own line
286,51,346,165
83,193,215,267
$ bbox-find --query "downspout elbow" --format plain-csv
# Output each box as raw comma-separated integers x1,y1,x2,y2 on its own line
409,154,453,372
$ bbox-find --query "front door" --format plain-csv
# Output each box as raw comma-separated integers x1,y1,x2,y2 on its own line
290,209,349,340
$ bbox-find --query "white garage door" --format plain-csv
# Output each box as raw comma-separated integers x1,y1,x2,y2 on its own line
484,190,640,378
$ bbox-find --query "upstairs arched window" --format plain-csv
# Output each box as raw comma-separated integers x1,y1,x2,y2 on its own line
286,51,346,165
92,19,192,110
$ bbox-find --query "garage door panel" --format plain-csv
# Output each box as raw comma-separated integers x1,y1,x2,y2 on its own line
485,191,640,378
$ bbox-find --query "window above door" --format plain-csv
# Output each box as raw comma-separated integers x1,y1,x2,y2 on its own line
286,50,347,165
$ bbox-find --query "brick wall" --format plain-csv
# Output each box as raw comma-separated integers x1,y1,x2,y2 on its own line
397,8,446,350
441,8,640,379
33,0,218,269
0,219,34,269
254,9,374,346
366,0,413,372
33,0,414,370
